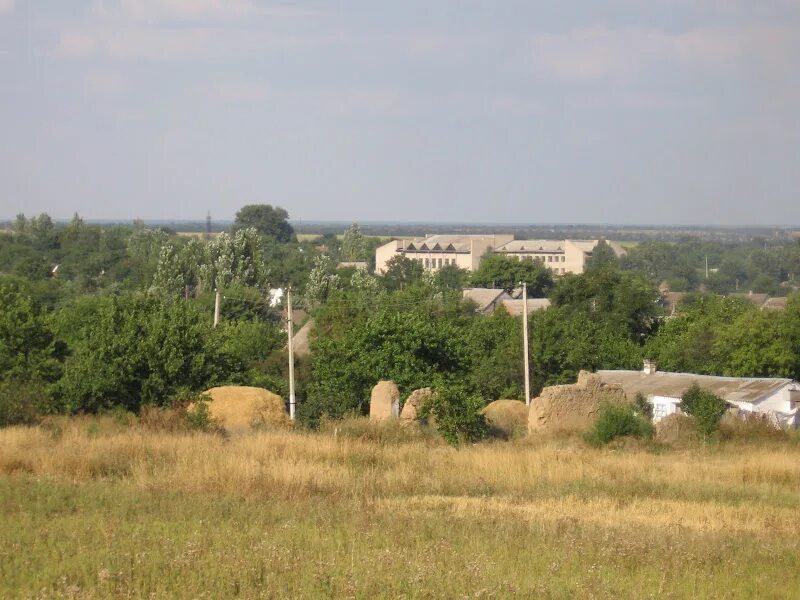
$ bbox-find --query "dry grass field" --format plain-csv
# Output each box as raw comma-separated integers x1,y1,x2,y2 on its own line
1,417,799,598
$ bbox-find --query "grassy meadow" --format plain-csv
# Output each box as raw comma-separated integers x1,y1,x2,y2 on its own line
1,418,800,599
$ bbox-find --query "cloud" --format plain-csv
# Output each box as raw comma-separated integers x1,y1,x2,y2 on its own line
0,0,14,16
54,1,333,60
526,25,798,82
109,0,259,21
85,72,129,95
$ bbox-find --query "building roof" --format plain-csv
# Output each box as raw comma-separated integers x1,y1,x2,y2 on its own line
497,240,565,253
595,369,795,405
731,292,770,307
462,288,510,313
569,240,601,253
763,297,788,311
500,298,551,316
401,234,504,254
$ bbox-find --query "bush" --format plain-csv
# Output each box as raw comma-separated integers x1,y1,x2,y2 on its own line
681,383,728,441
0,382,47,427
718,412,789,443
585,402,654,447
632,392,653,421
421,384,489,447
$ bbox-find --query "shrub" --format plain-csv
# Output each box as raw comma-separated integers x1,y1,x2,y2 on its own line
585,402,654,447
0,382,47,427
718,412,788,443
680,383,727,441
632,392,653,421
421,384,489,447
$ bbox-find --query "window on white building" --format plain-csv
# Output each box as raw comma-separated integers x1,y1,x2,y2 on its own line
652,402,669,421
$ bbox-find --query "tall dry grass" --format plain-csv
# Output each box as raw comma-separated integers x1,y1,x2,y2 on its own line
2,419,800,536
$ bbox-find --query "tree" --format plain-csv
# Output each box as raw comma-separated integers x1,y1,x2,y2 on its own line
382,255,424,291
305,254,340,306
469,254,553,296
56,295,229,413
0,278,62,385
680,383,727,440
586,240,619,270
435,264,469,292
550,268,660,339
341,224,368,262
529,306,642,392
233,204,294,242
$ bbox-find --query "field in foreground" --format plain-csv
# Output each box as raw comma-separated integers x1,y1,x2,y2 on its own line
1,420,800,599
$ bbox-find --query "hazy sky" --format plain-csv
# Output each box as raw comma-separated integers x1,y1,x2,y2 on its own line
1,1,799,225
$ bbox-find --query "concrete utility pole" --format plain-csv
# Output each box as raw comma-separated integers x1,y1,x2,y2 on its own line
522,282,531,406
213,289,221,328
287,287,296,421
705,255,709,279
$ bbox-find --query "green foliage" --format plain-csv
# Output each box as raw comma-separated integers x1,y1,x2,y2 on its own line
469,254,553,296
680,383,728,440
586,240,619,270
233,204,294,242
464,308,523,400
0,381,47,427
381,255,424,291
632,392,653,421
422,383,489,446
341,224,368,262
0,278,62,385
56,295,229,413
529,306,642,391
305,254,340,306
302,299,469,427
550,268,660,339
434,264,469,292
584,402,654,447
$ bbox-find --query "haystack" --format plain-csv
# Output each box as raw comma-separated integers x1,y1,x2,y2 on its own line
482,400,528,438
370,381,400,422
400,388,433,425
528,371,628,434
655,413,697,445
198,386,291,433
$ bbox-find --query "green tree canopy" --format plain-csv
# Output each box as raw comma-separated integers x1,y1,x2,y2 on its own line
233,204,295,242
469,254,553,296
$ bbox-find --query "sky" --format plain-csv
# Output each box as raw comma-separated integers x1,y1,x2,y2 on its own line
1,1,799,226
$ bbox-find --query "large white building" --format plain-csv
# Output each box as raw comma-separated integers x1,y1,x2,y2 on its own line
375,234,622,275
375,234,514,274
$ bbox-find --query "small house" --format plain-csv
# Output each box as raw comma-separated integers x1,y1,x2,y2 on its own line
596,361,800,427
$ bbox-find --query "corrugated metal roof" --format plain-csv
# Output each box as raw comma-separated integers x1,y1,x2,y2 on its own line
462,288,509,312
596,370,795,404
501,298,551,316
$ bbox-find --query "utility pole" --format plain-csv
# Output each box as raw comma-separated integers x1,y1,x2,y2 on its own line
705,255,709,279
522,282,531,407
287,287,296,421
213,289,221,328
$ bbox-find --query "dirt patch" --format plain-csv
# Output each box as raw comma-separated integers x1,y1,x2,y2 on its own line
198,386,291,433
482,400,528,439
528,371,628,434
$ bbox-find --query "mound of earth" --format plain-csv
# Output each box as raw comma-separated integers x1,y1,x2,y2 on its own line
400,388,433,425
481,400,528,438
655,413,697,445
370,381,400,422
198,386,291,433
528,371,628,434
